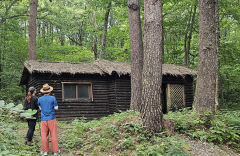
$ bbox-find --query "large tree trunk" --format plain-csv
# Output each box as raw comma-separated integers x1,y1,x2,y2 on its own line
194,0,219,114
128,0,144,111
215,0,220,111
28,0,38,60
141,0,164,132
100,2,112,59
161,3,164,64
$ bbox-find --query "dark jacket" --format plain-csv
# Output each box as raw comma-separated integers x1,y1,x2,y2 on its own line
24,96,39,118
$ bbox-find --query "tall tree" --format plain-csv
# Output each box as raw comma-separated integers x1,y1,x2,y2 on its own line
194,0,219,114
141,0,164,132
128,0,144,111
100,1,112,59
28,0,38,60
184,3,197,67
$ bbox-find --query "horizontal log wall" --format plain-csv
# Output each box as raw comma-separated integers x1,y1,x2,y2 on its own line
109,79,116,114
115,75,131,112
32,73,112,120
26,72,194,121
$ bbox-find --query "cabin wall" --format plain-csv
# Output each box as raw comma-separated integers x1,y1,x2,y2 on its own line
114,75,131,112
26,73,194,121
30,73,112,121
109,79,116,114
162,75,194,110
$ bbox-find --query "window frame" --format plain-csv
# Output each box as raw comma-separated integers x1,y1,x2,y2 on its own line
62,82,93,102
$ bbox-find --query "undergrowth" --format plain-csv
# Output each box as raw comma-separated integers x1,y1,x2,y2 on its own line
0,101,40,156
164,108,240,153
60,111,188,156
0,100,189,156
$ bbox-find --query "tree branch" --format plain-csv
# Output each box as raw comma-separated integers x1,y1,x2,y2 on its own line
67,35,82,46
7,14,29,19
0,0,19,28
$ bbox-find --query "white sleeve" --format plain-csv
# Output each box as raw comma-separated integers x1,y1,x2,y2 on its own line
54,106,58,110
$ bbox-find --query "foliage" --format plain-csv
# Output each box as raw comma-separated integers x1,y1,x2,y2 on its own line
0,0,239,106
165,108,240,152
0,100,40,156
0,100,37,120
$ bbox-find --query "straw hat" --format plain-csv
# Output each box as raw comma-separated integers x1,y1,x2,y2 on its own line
40,83,53,93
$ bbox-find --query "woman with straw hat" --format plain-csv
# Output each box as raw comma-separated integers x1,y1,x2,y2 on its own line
38,83,60,156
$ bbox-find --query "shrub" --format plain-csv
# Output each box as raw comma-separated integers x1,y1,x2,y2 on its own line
165,108,240,152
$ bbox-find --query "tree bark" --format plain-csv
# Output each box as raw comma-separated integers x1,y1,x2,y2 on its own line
215,0,220,111
161,2,164,64
194,0,219,114
141,0,164,132
128,0,144,111
100,2,112,59
28,0,38,60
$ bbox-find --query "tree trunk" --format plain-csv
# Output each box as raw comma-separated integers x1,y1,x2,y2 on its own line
128,0,144,111
91,11,98,60
215,0,220,111
141,0,164,132
194,0,219,114
186,4,197,67
184,7,193,67
28,0,38,60
78,22,83,46
100,2,112,59
161,2,164,64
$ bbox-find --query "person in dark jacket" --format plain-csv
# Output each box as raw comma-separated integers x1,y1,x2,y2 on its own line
24,87,39,145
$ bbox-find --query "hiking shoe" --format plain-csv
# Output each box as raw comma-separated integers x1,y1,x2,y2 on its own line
25,140,33,146
27,141,34,146
53,150,60,155
41,152,48,156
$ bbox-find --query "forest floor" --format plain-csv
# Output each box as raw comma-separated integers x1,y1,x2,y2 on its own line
177,134,239,156
16,118,239,156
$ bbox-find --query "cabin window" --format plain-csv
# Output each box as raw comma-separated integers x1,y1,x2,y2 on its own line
166,84,185,112
62,82,93,101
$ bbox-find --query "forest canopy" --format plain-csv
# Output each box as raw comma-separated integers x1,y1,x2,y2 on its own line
0,0,239,107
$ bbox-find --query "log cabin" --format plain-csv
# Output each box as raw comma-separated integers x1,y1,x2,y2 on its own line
20,60,197,121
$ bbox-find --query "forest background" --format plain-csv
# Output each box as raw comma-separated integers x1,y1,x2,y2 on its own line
0,0,239,108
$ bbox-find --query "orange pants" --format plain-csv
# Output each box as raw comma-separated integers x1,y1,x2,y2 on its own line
41,118,59,152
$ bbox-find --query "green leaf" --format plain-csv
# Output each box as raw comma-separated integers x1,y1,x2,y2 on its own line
5,103,15,109
0,100,5,108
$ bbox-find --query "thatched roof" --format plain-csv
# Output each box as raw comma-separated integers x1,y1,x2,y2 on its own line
20,60,197,85
23,60,104,75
